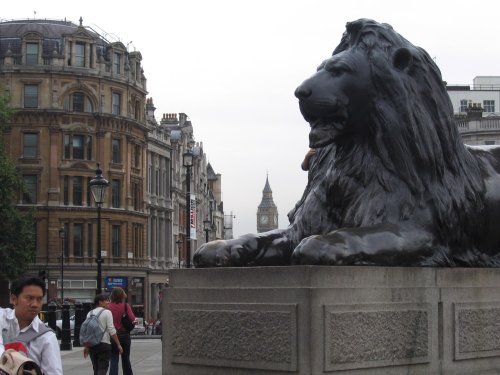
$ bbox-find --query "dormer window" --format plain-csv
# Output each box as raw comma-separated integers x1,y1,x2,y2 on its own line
75,42,85,67
26,42,39,65
113,52,121,74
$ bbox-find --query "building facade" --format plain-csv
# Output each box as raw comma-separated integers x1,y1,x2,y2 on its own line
447,77,500,145
447,76,500,117
0,18,226,320
0,18,149,313
256,175,278,233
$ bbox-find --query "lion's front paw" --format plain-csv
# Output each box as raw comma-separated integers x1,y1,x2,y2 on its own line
291,235,346,265
193,240,232,267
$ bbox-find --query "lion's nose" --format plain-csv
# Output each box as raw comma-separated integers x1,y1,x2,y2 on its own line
295,85,311,99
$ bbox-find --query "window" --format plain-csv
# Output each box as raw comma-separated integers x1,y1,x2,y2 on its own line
64,134,92,160
72,135,84,159
22,175,37,204
132,182,140,210
113,53,121,74
73,92,84,112
111,179,120,208
485,140,496,145
459,99,468,113
73,224,83,257
63,176,69,205
134,145,141,168
87,177,92,207
23,133,38,158
484,100,495,113
26,43,39,65
75,42,85,67
112,139,121,163
134,100,141,120
87,223,93,257
112,225,120,257
64,92,94,112
63,223,69,257
112,92,121,115
73,176,83,206
24,85,38,108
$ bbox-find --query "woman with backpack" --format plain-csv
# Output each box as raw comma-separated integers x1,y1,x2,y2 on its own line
108,287,135,375
83,293,123,375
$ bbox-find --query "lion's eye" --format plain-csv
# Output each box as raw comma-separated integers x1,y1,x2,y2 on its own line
324,61,353,77
325,65,344,77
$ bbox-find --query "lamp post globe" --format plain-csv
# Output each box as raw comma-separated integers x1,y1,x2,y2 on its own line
89,164,109,295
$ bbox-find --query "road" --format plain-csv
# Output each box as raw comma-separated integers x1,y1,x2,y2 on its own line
61,337,161,374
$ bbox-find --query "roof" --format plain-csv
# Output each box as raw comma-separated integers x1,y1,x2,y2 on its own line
0,19,108,58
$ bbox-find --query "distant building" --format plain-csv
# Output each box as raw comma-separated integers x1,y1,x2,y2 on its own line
447,76,500,145
256,175,278,233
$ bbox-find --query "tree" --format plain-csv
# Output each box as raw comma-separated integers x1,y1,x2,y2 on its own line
0,95,36,279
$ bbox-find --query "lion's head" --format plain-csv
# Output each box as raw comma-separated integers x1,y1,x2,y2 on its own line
294,19,484,245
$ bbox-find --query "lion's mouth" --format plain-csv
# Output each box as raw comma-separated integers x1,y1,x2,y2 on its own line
299,100,348,147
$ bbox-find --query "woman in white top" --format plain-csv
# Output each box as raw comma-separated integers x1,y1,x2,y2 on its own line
83,293,123,375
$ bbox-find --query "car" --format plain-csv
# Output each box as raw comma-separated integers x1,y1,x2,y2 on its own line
131,317,146,335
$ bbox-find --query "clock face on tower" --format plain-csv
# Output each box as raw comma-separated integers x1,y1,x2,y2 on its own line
259,215,269,224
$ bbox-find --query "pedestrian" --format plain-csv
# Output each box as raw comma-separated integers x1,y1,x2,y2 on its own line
108,287,135,375
145,317,152,335
0,276,62,374
154,317,161,335
83,293,122,375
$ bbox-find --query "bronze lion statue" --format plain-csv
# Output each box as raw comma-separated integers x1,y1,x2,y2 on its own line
194,18,500,267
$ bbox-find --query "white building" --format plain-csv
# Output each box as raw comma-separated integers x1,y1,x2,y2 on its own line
447,76,500,116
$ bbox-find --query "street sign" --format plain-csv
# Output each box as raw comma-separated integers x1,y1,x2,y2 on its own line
105,276,128,290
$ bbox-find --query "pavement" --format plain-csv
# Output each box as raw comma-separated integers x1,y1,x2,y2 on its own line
60,337,162,374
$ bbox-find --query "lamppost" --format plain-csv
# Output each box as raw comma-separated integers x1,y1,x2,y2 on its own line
89,164,109,295
176,239,182,268
203,218,211,243
59,227,66,301
183,149,193,268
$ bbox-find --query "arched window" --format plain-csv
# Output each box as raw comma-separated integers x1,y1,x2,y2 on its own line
63,92,94,112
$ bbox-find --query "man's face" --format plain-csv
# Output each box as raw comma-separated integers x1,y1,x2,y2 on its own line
10,285,44,324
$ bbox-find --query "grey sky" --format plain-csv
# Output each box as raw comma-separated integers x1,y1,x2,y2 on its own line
6,0,500,237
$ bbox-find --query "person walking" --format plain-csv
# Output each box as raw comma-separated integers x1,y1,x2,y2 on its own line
108,287,135,375
83,293,122,375
0,276,62,375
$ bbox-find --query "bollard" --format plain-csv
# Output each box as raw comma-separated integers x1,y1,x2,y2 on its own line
47,302,57,333
60,301,72,350
72,302,83,347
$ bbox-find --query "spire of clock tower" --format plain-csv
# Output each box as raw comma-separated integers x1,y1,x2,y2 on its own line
257,174,279,233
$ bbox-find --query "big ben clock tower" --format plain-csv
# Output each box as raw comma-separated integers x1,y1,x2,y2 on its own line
257,175,279,233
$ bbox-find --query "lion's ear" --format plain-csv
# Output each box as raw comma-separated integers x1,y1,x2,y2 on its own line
392,48,413,72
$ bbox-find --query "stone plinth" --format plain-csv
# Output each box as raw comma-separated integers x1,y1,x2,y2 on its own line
162,266,500,374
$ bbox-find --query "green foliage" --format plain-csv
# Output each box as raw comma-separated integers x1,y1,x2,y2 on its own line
0,95,36,279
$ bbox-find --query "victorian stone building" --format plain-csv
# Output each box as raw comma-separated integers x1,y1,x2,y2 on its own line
0,18,149,313
0,18,225,320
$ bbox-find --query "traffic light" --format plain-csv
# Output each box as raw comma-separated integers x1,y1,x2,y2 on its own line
38,269,47,280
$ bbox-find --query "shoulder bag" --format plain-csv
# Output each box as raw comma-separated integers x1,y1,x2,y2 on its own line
121,303,135,332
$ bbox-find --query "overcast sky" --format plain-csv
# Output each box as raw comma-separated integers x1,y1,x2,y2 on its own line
6,0,500,237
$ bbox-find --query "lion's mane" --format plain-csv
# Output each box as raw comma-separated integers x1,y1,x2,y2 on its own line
288,19,485,262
